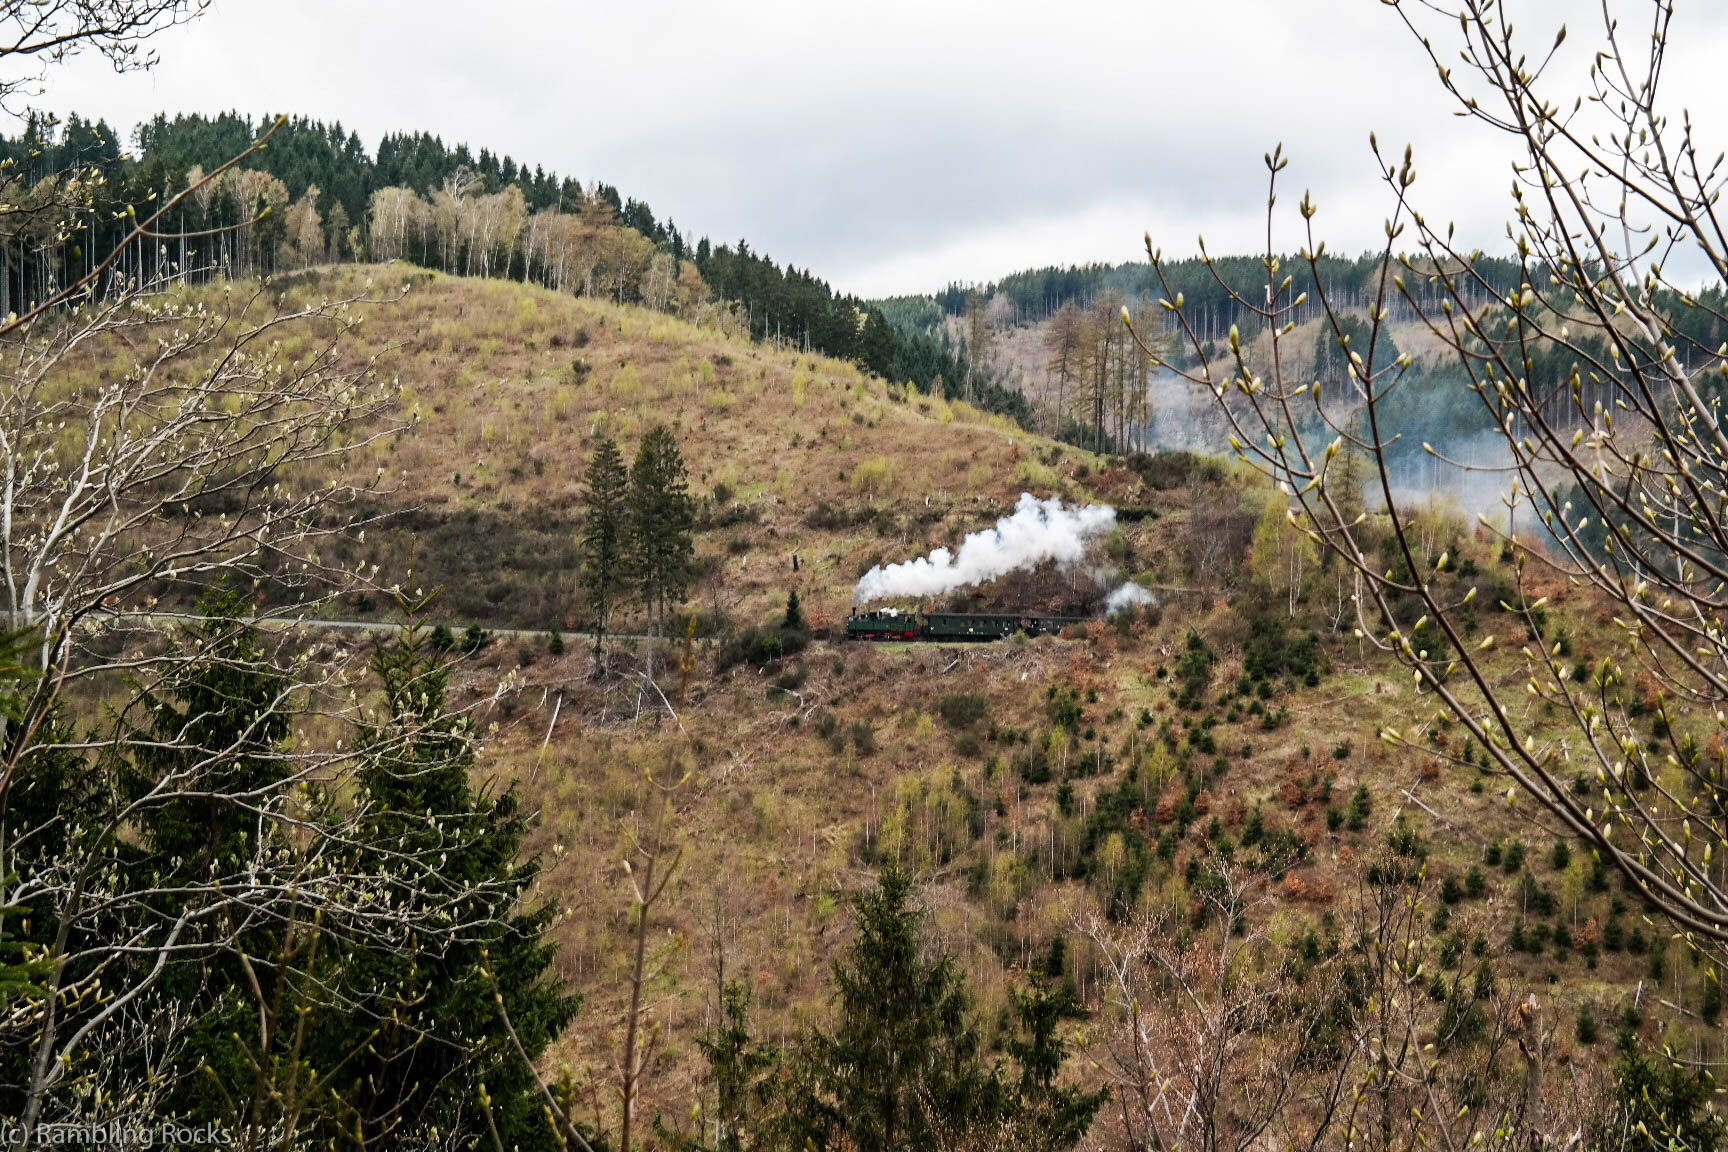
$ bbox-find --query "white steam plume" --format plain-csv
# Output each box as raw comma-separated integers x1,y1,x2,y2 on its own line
853,494,1116,605
1105,582,1156,615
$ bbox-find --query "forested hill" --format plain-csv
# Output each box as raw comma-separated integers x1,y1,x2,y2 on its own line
874,248,1728,461
899,251,1728,389
0,110,1029,426
914,252,1534,332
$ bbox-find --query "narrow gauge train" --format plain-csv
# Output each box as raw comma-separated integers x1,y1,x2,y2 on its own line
845,607,1085,642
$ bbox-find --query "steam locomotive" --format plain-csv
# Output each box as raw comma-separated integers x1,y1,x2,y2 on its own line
845,607,1086,642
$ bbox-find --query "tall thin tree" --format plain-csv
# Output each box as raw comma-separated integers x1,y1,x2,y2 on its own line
580,434,630,663
628,425,694,676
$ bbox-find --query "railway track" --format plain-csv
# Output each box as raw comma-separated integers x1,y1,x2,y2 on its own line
90,610,658,645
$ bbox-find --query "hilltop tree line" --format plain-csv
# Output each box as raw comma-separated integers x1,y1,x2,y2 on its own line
933,251,1533,332
0,111,1029,426
929,247,1728,384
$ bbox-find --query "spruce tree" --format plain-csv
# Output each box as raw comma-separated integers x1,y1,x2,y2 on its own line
0,590,322,1125
0,700,112,1119
117,587,299,1123
783,589,805,633
581,433,630,660
122,584,290,874
628,424,694,664
0,626,50,1012
1004,973,1109,1151
1605,1041,1725,1152
689,980,779,1152
309,604,577,1148
790,866,1003,1152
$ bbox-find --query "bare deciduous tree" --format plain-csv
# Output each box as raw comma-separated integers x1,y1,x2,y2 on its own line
0,1,206,113
1082,862,1350,1152
1085,856,1597,1152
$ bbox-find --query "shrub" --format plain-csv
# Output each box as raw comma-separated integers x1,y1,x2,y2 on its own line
805,502,867,530
1387,815,1427,859
717,624,809,671
1129,450,1225,490
608,363,641,401
550,384,577,422
1241,806,1265,847
1346,785,1371,831
938,692,991,730
851,456,897,496
1174,630,1216,710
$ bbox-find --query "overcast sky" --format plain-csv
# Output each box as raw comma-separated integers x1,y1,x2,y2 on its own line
28,0,1728,297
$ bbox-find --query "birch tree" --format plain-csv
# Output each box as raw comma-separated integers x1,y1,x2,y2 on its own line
278,183,325,268
366,185,427,263
1251,490,1317,618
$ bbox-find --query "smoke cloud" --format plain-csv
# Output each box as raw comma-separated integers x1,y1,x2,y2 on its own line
1105,582,1156,615
853,493,1116,605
